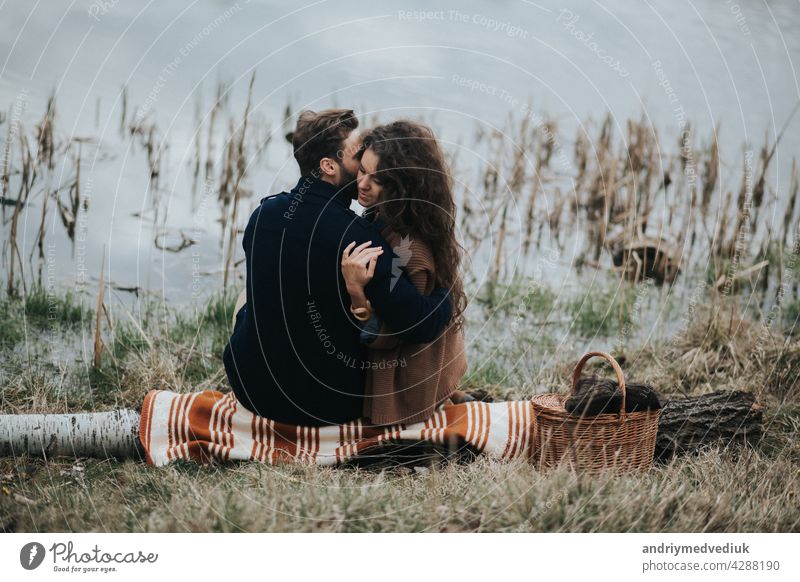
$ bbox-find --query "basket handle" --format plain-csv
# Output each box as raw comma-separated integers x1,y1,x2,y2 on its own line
571,351,627,421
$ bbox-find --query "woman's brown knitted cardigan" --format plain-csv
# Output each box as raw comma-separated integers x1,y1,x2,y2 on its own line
362,226,468,426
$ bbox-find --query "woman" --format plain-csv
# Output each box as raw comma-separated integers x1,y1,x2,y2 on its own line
341,120,470,426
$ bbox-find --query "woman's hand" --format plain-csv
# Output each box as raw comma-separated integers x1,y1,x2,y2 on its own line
342,241,383,308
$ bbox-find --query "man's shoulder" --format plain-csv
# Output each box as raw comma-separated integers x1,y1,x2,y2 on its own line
248,191,382,239
242,193,286,229
249,192,287,214
259,191,286,204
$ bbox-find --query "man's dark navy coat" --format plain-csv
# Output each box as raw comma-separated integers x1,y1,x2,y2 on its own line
223,175,452,426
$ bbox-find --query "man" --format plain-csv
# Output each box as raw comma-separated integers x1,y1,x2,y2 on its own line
223,109,453,426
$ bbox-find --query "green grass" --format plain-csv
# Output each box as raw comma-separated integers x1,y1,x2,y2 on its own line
172,291,237,354
0,286,87,349
477,275,558,317
23,284,87,328
463,359,508,392
105,321,149,361
0,298,23,348
566,281,642,338
785,299,800,334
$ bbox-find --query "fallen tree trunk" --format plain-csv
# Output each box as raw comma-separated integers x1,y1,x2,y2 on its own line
0,390,763,463
655,390,763,461
0,409,144,460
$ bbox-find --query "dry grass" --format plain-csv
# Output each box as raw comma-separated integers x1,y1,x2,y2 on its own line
0,282,798,533
1,443,796,533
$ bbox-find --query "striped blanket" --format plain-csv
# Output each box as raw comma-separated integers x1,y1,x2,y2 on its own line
139,389,535,467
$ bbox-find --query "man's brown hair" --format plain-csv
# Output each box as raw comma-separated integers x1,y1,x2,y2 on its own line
290,108,358,176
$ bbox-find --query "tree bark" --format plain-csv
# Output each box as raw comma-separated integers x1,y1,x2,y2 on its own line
0,390,763,462
0,409,143,460
655,390,763,461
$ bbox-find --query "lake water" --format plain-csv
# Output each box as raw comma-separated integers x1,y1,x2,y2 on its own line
1,0,799,307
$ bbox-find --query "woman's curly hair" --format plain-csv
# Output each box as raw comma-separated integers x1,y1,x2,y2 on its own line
357,120,467,328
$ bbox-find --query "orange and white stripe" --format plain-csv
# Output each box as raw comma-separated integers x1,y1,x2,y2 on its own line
141,389,537,468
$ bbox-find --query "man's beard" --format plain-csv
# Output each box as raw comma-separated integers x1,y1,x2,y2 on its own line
337,165,359,199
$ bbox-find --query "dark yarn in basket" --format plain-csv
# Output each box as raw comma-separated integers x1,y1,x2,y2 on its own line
565,377,663,416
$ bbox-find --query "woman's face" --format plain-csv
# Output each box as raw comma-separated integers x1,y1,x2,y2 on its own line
356,147,383,208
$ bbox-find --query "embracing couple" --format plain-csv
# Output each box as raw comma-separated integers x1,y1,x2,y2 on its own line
223,109,471,427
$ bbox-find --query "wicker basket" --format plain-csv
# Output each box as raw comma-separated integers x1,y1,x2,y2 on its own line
531,351,661,474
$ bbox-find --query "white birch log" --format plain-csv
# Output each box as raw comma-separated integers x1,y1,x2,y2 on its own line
0,410,143,459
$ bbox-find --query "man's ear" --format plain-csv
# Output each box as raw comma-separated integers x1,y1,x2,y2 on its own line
319,157,338,178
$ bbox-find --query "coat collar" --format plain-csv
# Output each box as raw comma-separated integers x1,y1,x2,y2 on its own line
292,175,354,208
